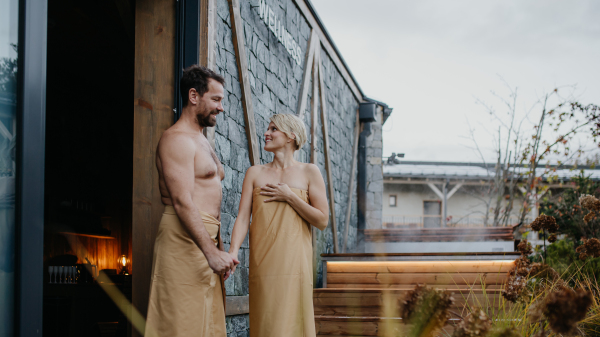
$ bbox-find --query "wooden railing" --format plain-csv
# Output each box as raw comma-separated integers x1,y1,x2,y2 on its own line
382,214,529,228
365,226,517,242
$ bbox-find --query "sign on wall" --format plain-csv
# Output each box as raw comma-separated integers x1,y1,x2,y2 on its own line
257,0,303,66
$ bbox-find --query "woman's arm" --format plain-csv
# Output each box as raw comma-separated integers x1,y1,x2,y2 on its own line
228,166,258,274
260,164,329,230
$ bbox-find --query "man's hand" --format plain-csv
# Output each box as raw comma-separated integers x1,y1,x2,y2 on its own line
227,251,240,277
206,248,239,275
260,183,294,203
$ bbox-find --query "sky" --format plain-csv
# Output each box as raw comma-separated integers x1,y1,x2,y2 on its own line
310,0,600,163
0,0,18,59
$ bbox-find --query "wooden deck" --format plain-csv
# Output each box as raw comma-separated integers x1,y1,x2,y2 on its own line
314,253,516,336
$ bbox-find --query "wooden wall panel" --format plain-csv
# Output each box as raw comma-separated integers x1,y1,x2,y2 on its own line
200,0,218,149
44,233,119,271
132,0,175,331
296,30,318,119
229,0,261,166
317,47,339,254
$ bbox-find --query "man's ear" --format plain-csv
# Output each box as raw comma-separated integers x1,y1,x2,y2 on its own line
188,88,198,106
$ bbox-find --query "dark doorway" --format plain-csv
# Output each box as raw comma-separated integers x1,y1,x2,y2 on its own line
43,0,135,336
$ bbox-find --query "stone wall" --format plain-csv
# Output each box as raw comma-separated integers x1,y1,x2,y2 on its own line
364,108,384,230
213,0,360,334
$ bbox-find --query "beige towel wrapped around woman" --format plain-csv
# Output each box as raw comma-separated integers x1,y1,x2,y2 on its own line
228,113,331,337
146,205,226,337
249,187,316,337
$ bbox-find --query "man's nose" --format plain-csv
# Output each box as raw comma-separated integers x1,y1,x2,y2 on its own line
217,102,224,111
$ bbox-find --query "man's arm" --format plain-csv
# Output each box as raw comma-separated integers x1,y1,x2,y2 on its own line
158,134,238,274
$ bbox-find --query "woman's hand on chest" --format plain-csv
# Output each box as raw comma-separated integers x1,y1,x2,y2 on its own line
259,183,295,203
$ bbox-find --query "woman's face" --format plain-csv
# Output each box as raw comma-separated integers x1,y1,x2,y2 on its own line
264,122,293,152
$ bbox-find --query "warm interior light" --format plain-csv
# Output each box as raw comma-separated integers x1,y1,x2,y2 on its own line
117,255,129,275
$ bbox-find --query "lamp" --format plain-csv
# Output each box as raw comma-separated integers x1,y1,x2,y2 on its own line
117,255,130,275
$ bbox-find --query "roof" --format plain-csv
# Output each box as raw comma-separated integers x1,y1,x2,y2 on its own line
383,160,600,181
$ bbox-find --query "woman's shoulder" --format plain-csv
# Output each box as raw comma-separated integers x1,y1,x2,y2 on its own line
244,164,267,177
298,162,320,174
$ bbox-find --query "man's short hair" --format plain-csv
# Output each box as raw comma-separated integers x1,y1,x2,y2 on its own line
180,65,225,107
270,114,307,150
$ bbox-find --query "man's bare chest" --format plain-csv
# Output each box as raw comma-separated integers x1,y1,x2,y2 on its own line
194,142,224,180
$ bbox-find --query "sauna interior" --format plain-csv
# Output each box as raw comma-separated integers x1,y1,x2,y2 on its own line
43,0,135,336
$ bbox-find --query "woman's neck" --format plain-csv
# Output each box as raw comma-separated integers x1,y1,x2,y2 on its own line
270,149,296,169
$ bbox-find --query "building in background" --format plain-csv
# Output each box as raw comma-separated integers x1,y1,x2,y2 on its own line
369,159,600,253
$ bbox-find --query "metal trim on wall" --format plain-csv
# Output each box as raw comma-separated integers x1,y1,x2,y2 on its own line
15,0,47,335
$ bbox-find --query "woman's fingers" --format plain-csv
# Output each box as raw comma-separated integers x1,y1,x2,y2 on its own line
260,191,275,196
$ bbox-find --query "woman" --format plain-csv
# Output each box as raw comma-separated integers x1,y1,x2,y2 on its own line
228,114,329,337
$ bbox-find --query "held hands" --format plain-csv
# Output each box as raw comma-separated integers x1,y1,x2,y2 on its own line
206,248,239,280
260,183,294,203
228,250,240,276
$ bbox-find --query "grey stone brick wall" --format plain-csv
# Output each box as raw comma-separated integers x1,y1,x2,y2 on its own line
213,0,360,334
365,108,384,230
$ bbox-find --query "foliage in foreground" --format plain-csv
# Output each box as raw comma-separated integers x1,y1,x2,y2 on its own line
546,238,600,283
399,241,599,337
399,285,455,337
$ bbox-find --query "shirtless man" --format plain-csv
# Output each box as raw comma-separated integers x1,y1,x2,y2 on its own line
145,65,237,337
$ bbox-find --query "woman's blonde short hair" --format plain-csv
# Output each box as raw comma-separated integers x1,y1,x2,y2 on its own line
269,114,307,150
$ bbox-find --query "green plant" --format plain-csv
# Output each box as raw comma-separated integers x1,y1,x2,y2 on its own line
546,239,600,285
542,175,600,241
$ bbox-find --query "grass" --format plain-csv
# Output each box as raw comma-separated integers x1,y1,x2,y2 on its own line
440,262,600,337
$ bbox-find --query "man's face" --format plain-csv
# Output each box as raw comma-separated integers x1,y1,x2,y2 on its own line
195,78,224,127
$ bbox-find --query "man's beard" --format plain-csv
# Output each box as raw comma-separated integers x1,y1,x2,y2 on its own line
197,110,217,127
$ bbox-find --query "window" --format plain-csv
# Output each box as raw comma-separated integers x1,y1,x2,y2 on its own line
389,194,397,207
0,0,19,333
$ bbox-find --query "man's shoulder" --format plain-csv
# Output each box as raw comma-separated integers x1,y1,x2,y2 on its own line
158,128,197,156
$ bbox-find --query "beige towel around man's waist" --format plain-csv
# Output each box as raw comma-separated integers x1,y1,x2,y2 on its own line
145,206,226,337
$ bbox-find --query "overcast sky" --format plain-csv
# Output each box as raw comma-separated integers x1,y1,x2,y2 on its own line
311,0,600,163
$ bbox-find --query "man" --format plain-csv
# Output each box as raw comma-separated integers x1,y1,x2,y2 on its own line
146,65,238,337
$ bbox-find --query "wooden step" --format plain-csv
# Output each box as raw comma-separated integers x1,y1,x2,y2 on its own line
327,272,507,286
315,316,456,336
327,284,505,289
313,289,506,317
